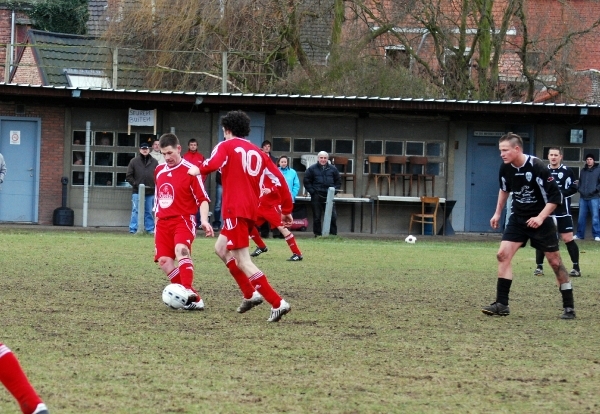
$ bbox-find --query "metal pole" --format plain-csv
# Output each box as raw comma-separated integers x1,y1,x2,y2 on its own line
137,184,145,234
82,122,91,227
222,52,227,93
322,187,335,236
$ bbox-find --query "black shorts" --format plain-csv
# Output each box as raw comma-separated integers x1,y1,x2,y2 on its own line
502,214,559,252
554,215,574,234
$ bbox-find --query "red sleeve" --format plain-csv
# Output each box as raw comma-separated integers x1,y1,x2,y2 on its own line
266,162,293,215
200,141,227,175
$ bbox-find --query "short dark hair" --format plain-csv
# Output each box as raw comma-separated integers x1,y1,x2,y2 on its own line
278,155,289,165
159,133,179,148
499,132,523,148
585,153,595,161
261,140,272,148
188,138,197,145
221,110,251,138
548,147,562,155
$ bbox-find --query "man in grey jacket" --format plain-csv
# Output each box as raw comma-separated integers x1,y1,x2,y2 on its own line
575,153,600,240
0,152,6,184
126,142,158,234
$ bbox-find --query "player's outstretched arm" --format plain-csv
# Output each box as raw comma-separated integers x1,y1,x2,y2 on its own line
199,201,214,237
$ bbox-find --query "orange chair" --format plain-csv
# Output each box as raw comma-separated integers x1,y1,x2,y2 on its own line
332,156,356,195
364,156,391,196
387,155,412,196
408,156,435,196
409,196,440,235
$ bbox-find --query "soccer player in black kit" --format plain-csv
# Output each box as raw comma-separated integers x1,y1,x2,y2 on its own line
533,147,581,277
483,133,576,319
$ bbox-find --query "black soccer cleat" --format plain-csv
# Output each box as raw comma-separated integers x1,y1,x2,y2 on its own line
481,302,510,316
560,307,576,319
287,253,303,261
250,246,268,257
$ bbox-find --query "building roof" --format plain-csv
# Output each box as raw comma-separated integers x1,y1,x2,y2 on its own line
0,82,597,123
17,29,145,88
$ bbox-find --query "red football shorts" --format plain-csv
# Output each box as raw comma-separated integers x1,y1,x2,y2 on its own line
221,217,254,250
255,204,283,230
154,215,196,261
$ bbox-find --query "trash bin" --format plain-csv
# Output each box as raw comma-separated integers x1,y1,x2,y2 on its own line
424,222,433,235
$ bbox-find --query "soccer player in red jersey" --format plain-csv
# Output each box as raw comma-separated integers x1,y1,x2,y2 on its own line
249,178,303,261
0,342,49,414
189,110,293,322
154,133,214,310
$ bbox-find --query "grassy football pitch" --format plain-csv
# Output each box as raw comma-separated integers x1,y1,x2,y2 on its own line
1,228,599,413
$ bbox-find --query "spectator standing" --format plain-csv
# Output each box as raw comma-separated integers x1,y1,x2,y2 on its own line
0,342,49,414
183,138,206,228
150,138,165,164
126,142,158,234
278,155,300,201
574,153,600,241
261,140,278,164
155,133,213,310
192,110,293,322
303,151,341,236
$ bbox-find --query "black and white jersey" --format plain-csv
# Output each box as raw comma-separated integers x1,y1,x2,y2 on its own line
499,155,562,217
547,164,577,217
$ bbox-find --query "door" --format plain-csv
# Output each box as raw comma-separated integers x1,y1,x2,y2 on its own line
467,137,502,232
0,118,40,222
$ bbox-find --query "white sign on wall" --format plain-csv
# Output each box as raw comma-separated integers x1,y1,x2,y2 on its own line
128,109,157,134
10,130,21,145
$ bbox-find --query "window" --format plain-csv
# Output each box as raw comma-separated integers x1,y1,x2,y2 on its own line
364,140,383,154
406,142,425,156
583,148,600,162
385,46,410,69
293,138,312,153
64,69,111,88
71,130,140,187
385,141,403,155
272,137,291,152
335,139,353,154
315,139,332,154
562,147,581,162
140,133,156,148
426,143,443,157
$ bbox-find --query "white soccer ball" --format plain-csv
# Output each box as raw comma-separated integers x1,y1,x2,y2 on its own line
405,235,417,244
162,283,189,309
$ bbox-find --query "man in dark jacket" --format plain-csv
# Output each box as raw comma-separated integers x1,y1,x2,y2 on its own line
575,153,600,240
126,142,158,234
303,151,341,236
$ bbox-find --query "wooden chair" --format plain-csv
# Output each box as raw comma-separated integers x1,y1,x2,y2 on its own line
364,155,391,196
387,155,412,196
408,156,435,196
332,155,356,196
409,196,440,235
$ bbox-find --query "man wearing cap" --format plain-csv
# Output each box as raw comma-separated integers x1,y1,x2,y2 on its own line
126,141,158,234
575,153,600,241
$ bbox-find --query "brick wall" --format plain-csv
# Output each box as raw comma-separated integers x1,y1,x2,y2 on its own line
0,9,32,82
12,46,42,84
0,102,65,224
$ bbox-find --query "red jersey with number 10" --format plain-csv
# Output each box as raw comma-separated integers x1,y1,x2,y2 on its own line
154,158,210,219
200,137,292,221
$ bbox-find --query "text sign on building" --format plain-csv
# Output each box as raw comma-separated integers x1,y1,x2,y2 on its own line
10,130,21,145
128,109,157,134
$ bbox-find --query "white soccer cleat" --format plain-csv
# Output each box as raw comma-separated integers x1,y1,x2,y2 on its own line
267,299,291,322
33,403,49,414
237,291,264,313
183,299,205,311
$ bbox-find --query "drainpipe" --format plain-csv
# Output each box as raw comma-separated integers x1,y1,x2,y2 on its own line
9,9,15,76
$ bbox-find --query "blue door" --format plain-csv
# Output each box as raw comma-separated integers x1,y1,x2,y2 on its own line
217,111,265,147
466,136,502,232
0,118,40,222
